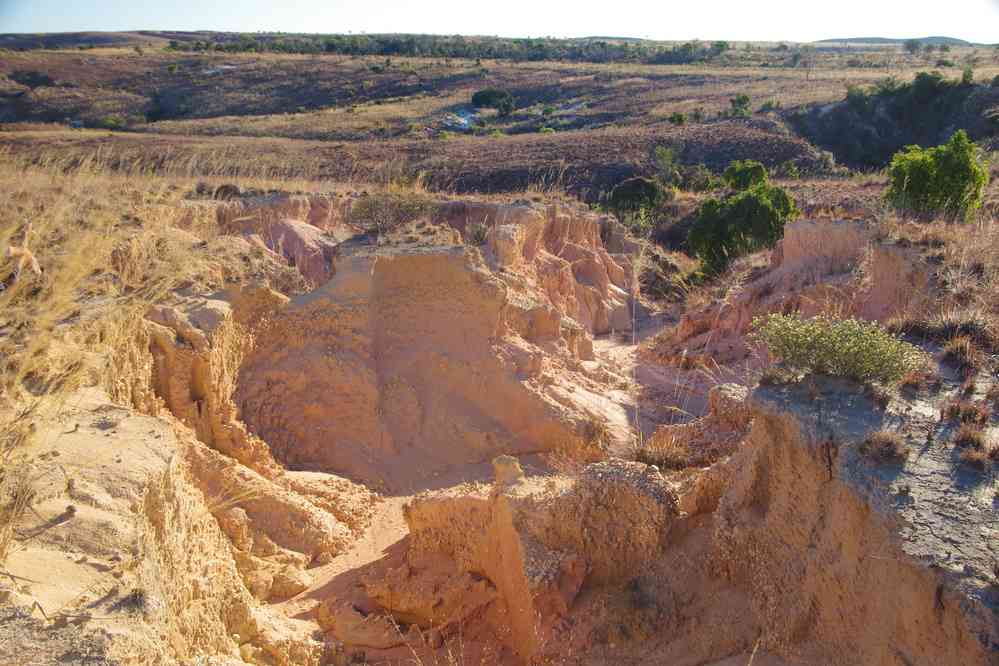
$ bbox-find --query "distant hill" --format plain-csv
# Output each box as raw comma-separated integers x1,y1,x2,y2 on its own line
0,31,180,50
816,36,973,46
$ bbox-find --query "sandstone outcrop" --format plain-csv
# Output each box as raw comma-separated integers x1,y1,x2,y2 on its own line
235,217,636,488
435,201,637,336
712,378,999,664
330,459,678,660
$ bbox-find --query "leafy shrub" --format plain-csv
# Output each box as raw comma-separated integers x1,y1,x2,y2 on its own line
691,107,705,122
752,313,927,384
935,59,955,68
653,147,721,192
759,99,782,112
347,193,436,233
846,84,871,113
723,159,768,190
542,105,555,116
653,145,682,186
729,94,752,118
472,88,515,116
688,182,798,274
962,67,974,85
539,126,555,134
775,160,801,179
98,115,128,130
886,130,989,221
608,177,668,220
618,207,655,237
667,112,686,125
681,164,722,192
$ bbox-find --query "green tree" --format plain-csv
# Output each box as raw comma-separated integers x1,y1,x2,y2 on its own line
886,130,989,221
688,182,799,274
723,160,768,190
472,88,515,116
904,39,922,55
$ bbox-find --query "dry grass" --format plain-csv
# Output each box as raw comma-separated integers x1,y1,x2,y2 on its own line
0,462,35,564
859,430,908,463
942,335,987,376
630,432,691,470
949,421,999,471
953,423,989,451
581,415,613,453
941,400,992,425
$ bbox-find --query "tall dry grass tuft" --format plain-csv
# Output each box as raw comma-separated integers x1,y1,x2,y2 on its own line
0,149,205,563
0,464,34,564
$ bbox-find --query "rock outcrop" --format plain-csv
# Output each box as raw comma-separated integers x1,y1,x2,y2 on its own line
324,378,999,665
235,223,631,487
712,378,999,664
325,459,678,660
435,201,637,336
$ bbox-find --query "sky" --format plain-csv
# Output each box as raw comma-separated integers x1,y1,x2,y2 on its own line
1,0,997,44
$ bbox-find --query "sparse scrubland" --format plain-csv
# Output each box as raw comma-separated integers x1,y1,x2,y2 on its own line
0,33,998,666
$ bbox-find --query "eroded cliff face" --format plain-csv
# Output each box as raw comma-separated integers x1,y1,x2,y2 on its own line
343,381,997,665
0,196,642,664
713,380,998,665
4,192,996,666
235,229,630,487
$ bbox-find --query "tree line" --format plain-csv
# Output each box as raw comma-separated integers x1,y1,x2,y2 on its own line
166,34,732,65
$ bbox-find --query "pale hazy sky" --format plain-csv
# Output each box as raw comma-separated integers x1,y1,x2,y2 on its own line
1,0,997,44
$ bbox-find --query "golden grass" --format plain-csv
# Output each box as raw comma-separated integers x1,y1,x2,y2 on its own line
0,465,34,564
859,430,908,463
143,90,471,142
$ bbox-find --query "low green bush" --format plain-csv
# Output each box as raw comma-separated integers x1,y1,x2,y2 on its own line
681,164,723,192
667,111,687,125
723,159,768,190
472,88,515,116
729,94,752,118
608,177,670,221
752,313,927,384
653,146,721,192
688,181,798,274
886,130,989,221
775,160,801,179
